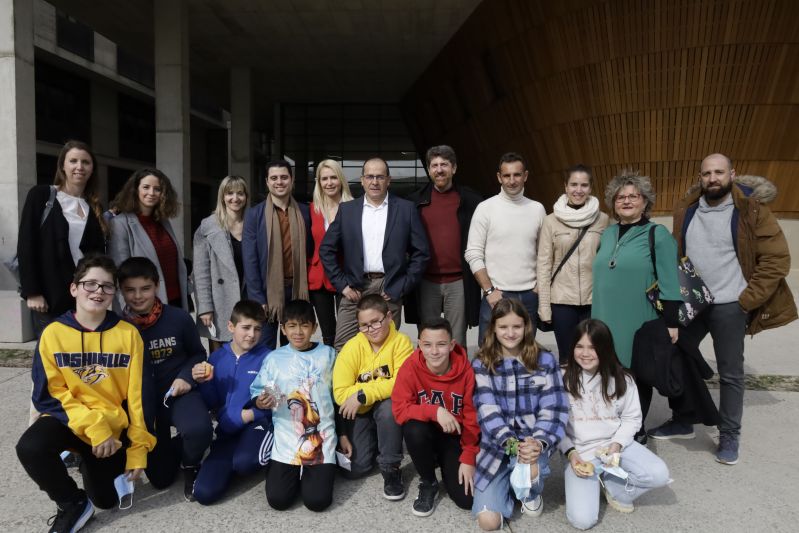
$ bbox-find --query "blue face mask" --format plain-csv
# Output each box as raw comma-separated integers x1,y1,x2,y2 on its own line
114,474,135,510
509,457,532,500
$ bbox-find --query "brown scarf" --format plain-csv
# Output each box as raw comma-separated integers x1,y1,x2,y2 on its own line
123,297,163,330
264,195,308,321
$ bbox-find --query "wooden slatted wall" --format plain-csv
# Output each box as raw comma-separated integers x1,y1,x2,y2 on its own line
401,0,799,217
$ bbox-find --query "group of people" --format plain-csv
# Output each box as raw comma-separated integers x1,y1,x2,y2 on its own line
12,139,795,532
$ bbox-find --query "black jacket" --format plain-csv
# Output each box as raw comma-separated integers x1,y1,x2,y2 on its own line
404,182,483,327
18,185,106,317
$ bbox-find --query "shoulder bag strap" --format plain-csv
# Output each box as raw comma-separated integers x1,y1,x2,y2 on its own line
550,226,589,285
40,185,57,227
648,224,658,282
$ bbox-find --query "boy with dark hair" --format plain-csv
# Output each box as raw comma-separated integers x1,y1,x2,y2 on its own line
251,299,338,511
118,257,212,501
332,294,414,500
192,300,273,505
392,317,479,517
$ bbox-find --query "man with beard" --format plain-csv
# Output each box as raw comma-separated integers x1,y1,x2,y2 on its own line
648,153,796,465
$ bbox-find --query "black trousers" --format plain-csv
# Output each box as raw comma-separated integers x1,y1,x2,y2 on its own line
309,289,339,347
265,461,336,512
16,416,125,509
403,420,473,510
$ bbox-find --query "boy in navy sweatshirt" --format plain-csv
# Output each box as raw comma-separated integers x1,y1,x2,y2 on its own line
118,257,213,501
192,300,273,505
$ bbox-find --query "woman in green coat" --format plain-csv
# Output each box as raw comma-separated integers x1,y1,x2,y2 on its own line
591,171,681,440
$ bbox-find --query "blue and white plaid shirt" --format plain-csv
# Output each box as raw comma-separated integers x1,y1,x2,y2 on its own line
472,351,569,490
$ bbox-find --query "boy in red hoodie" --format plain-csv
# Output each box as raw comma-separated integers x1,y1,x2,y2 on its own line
392,317,479,517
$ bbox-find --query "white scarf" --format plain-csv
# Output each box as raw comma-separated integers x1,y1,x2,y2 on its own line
552,194,600,228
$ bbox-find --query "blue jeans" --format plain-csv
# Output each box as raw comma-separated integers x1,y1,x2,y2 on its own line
564,441,670,530
478,289,538,346
472,452,551,519
551,304,592,364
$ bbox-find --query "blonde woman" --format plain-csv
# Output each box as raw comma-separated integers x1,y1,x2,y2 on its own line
193,176,249,350
309,160,353,345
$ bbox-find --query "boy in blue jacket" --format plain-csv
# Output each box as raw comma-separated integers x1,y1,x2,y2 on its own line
192,300,274,505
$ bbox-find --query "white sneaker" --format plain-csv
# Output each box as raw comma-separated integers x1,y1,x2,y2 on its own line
520,494,543,517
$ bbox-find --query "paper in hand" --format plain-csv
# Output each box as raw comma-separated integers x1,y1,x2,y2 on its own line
336,451,352,471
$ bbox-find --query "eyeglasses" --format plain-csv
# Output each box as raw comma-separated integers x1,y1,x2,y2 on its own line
358,316,387,332
78,280,117,295
614,193,642,203
362,175,388,182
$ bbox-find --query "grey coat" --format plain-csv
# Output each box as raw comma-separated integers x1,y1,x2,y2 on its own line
109,212,189,311
192,214,243,341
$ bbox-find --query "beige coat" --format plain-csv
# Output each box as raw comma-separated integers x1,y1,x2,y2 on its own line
536,211,610,322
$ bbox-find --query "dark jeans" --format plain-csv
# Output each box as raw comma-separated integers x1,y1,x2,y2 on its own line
478,290,538,346
403,420,473,510
16,416,125,508
261,284,294,349
310,289,339,347
146,389,213,489
265,461,336,512
339,399,403,477
551,304,592,364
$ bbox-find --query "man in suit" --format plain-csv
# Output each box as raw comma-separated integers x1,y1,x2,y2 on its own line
320,157,430,351
242,159,312,349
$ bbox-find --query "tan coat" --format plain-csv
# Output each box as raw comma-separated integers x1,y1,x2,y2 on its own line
673,176,796,335
537,211,610,322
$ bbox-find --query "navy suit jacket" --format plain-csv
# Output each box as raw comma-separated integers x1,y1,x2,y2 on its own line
242,199,312,305
320,194,430,301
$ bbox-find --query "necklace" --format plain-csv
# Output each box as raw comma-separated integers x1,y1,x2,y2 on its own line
608,226,640,269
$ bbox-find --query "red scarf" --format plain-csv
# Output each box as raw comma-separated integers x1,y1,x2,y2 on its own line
124,297,163,330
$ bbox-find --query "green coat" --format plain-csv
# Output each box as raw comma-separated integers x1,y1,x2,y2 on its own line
591,222,681,367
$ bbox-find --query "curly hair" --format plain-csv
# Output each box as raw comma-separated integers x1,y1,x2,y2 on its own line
113,167,180,221
604,170,656,220
54,140,107,235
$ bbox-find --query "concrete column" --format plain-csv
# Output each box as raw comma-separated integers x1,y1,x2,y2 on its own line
154,0,190,250
230,67,254,196
0,0,36,341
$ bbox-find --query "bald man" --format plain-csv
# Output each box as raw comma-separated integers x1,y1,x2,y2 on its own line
648,153,796,465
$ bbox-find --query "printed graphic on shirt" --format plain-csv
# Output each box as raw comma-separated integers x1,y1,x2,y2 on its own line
416,389,465,415
569,390,615,422
54,352,132,385
284,358,327,466
357,364,391,383
147,336,177,364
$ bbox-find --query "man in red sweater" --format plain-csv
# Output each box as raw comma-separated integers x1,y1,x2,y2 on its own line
392,318,479,517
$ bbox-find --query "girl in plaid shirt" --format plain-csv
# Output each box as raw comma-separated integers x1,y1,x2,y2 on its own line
471,299,569,531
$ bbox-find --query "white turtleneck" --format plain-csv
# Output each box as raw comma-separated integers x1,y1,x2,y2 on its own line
465,188,546,291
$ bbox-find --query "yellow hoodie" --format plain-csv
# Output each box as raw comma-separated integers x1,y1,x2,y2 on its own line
332,324,413,414
32,311,156,470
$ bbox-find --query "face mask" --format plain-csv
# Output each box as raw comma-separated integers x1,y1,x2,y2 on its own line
114,474,135,510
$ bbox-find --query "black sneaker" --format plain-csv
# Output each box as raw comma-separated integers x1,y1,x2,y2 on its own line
47,492,94,533
381,465,405,501
411,479,439,517
182,465,199,502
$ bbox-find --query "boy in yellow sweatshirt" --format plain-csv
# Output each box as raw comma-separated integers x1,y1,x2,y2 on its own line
333,294,413,500
16,255,155,533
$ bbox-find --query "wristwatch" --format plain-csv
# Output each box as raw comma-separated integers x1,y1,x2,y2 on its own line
485,286,497,296
357,390,366,405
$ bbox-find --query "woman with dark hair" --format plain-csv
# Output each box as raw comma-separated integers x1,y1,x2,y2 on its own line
109,167,188,310
17,140,107,337
559,319,669,529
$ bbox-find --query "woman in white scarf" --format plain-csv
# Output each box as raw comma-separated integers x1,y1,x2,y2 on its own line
536,165,610,363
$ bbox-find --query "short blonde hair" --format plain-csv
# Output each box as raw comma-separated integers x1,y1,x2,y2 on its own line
312,159,353,221
604,170,656,220
214,175,249,229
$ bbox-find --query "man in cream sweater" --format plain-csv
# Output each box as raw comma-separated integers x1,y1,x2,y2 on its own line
465,152,547,345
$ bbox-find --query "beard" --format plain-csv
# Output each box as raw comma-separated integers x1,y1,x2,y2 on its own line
702,181,733,201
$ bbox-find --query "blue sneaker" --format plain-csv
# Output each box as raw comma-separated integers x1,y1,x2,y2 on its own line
648,420,695,440
716,434,739,465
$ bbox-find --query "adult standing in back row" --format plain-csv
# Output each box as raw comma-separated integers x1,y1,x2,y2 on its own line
465,152,547,345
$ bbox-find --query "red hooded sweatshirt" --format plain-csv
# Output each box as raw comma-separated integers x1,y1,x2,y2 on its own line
392,343,479,466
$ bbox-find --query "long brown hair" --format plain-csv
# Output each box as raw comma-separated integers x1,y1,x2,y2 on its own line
54,140,106,235
113,167,180,221
476,298,542,374
563,319,630,403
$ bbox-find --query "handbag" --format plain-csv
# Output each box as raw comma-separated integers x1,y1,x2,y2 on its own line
538,226,589,332
3,186,57,289
645,225,714,327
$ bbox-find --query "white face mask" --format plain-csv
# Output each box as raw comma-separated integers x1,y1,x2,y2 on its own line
114,473,135,509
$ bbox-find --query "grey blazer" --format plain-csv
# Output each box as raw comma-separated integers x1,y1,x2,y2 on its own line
109,212,189,311
192,214,243,342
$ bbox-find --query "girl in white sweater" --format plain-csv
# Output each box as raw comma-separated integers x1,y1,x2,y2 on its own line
560,319,670,530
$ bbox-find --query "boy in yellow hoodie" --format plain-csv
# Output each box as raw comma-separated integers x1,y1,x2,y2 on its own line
16,255,155,533
333,294,413,500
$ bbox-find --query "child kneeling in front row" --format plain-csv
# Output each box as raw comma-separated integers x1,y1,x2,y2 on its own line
472,298,569,531
252,300,338,511
191,300,273,505
560,319,670,530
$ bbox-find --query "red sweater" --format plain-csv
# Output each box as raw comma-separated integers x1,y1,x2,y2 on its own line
137,214,180,303
419,187,462,283
308,203,335,292
392,343,479,465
